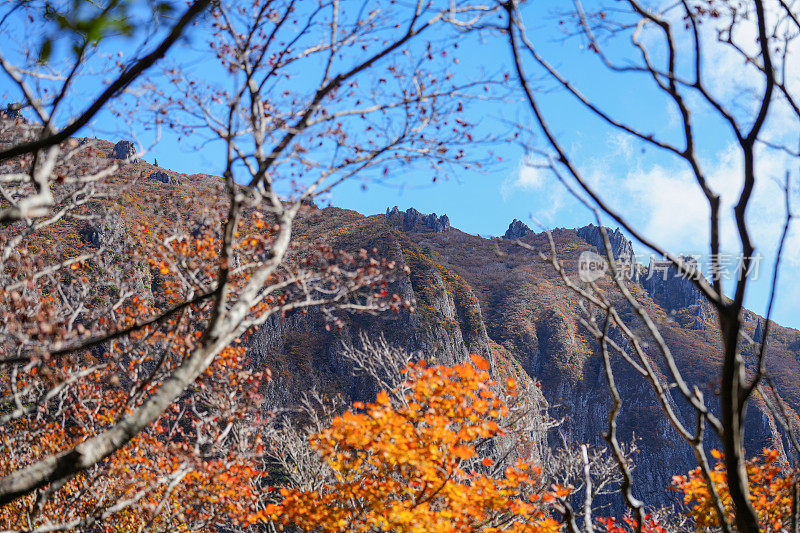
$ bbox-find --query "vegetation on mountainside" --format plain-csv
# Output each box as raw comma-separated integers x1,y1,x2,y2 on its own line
673,449,798,532
0,345,265,531
2,0,800,530
254,355,566,532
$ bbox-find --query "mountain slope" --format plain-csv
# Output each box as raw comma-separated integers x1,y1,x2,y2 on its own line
6,127,799,511
253,205,800,508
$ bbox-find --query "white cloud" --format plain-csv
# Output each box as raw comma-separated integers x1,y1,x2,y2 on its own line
517,163,548,189
501,158,549,201
501,1,800,325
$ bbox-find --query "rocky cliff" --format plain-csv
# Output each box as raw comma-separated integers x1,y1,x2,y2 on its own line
385,206,450,233
244,209,800,511
14,123,799,513
504,219,534,239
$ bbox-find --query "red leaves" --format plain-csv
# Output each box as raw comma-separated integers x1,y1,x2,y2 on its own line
596,515,666,533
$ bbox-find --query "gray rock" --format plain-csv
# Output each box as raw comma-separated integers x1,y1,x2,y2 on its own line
641,256,703,311
147,170,179,185
503,219,533,239
110,140,137,160
2,102,22,119
577,224,640,281
577,224,636,265
79,213,126,250
385,206,450,233
79,225,102,248
754,319,764,343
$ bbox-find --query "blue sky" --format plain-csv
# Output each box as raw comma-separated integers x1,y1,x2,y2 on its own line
2,1,798,330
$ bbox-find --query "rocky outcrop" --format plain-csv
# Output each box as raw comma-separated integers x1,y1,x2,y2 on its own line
79,225,103,248
246,223,550,469
147,171,180,185
2,103,22,119
641,256,703,311
754,319,764,343
248,250,491,407
385,206,450,233
576,224,709,313
80,213,127,250
503,219,533,239
110,140,137,160
577,224,637,266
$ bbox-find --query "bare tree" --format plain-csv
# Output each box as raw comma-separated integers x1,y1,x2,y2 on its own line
257,335,563,531
0,0,213,222
502,0,799,531
0,0,502,527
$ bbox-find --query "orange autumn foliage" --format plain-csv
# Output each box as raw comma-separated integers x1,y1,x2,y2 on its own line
672,448,797,532
0,346,265,532
252,354,564,532
0,425,259,531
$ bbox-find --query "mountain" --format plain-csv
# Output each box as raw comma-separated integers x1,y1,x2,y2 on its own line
254,207,800,509
6,127,800,512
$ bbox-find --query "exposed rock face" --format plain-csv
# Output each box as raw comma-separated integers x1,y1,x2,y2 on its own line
503,219,533,239
754,319,764,343
2,103,22,119
641,256,703,311
576,224,710,316
80,213,127,250
385,206,450,233
110,140,137,160
577,224,636,266
79,225,103,248
247,218,551,468
147,171,180,185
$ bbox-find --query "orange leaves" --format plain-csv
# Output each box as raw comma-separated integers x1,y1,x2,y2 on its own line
672,448,797,531
471,353,490,370
255,358,562,532
0,420,262,532
453,445,475,461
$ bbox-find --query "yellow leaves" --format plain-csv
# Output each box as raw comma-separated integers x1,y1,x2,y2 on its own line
673,448,796,531
257,358,561,532
375,390,390,406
